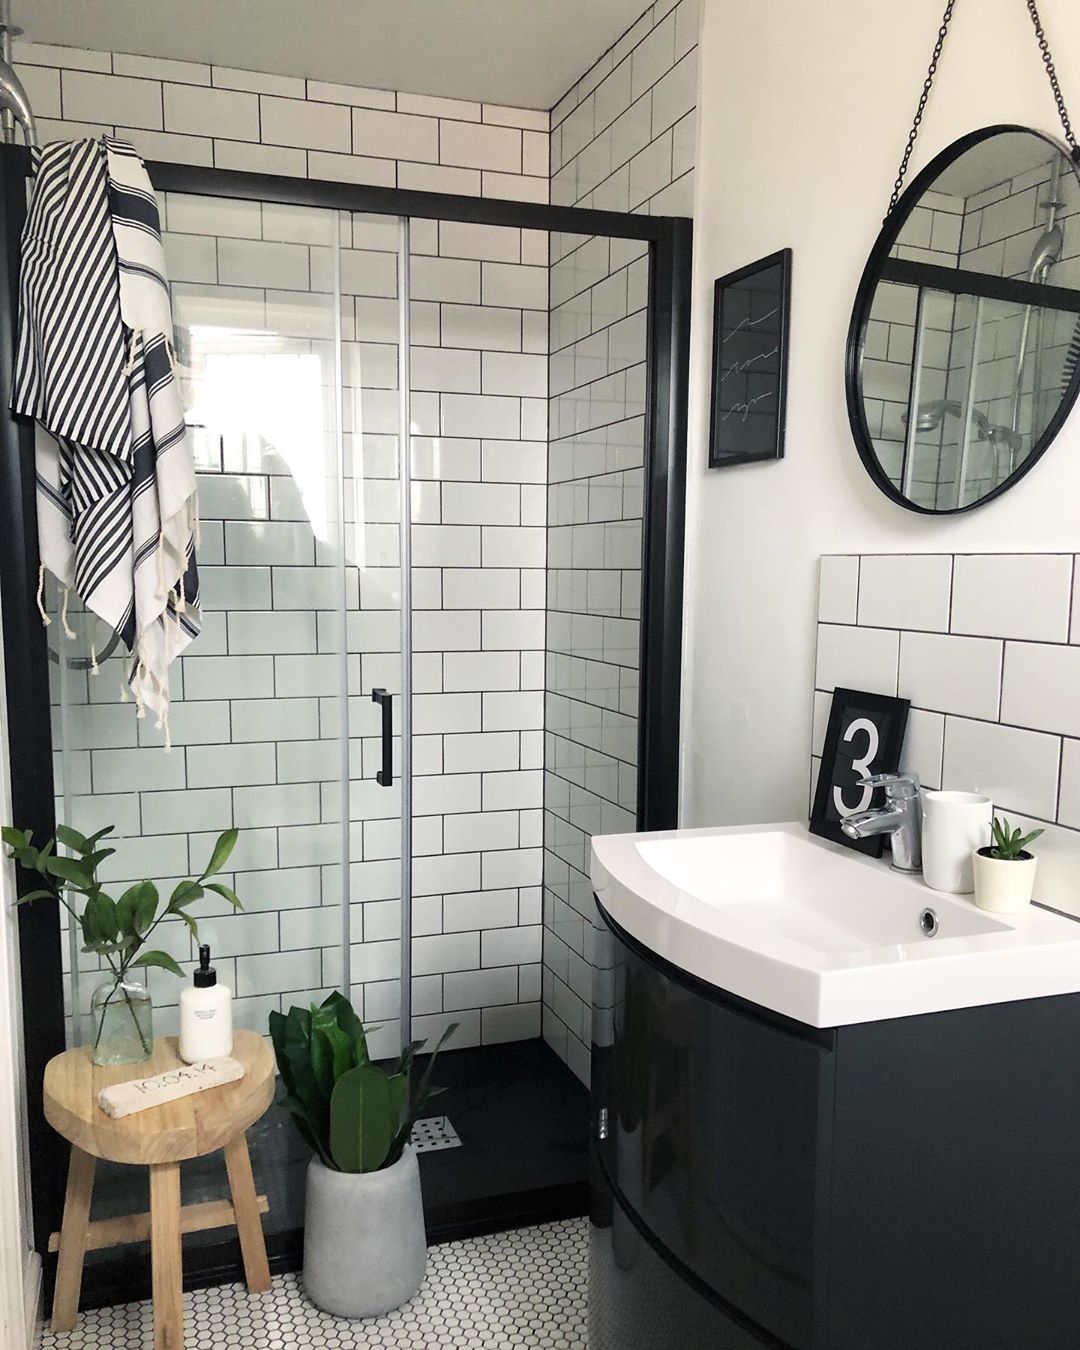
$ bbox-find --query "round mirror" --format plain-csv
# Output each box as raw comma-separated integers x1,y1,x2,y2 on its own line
847,125,1080,513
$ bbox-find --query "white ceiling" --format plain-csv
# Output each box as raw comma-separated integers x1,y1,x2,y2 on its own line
16,0,651,111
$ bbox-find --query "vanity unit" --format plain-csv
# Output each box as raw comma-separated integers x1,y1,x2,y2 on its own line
589,824,1080,1350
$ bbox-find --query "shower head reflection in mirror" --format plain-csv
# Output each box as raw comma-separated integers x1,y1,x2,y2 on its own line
848,126,1080,514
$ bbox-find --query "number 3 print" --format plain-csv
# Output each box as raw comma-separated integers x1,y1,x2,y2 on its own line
832,716,879,817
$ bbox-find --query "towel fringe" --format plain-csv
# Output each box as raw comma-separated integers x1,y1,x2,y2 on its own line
35,563,52,628
59,586,77,641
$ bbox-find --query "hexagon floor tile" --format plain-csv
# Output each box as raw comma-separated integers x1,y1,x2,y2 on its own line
41,1217,588,1348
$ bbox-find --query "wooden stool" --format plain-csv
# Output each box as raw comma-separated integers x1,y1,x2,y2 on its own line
43,1030,275,1350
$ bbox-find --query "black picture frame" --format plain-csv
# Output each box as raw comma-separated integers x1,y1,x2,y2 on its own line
708,247,791,468
810,687,911,856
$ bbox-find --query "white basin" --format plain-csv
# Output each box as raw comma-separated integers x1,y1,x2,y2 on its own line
591,822,1080,1027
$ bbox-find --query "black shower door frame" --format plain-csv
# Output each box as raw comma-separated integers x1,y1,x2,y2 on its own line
0,141,691,1280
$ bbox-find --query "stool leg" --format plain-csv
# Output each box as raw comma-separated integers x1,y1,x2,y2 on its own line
223,1133,271,1293
150,1162,184,1350
51,1145,97,1332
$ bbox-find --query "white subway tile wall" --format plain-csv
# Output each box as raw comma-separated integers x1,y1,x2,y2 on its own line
541,0,697,1083
550,0,698,217
815,554,1080,920
13,41,550,198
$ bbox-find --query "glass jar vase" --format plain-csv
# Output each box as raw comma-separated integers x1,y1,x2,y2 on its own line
90,978,154,1066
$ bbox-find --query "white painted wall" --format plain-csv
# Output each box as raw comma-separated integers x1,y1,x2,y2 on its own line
680,0,1080,827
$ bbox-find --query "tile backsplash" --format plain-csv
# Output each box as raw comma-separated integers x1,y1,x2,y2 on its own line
814,553,1080,918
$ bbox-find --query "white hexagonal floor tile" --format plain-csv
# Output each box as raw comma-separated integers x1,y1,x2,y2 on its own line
41,1217,588,1348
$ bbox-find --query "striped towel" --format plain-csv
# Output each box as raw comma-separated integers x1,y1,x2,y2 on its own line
12,136,199,740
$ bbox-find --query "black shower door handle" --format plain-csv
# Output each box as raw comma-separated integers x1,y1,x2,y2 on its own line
371,688,393,787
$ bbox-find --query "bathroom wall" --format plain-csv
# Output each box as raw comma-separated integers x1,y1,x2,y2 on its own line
814,552,1080,920
20,40,552,1055
543,0,699,1081
681,0,1080,833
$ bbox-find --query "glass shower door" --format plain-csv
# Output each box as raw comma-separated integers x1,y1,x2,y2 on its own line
46,192,411,1073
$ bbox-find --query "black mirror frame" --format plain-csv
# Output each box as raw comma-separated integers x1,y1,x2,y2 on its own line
845,122,1080,515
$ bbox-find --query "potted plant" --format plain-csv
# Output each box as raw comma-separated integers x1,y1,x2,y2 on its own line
269,992,455,1319
972,817,1044,914
3,822,241,1064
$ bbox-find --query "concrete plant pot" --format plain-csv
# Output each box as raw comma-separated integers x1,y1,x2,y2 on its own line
303,1145,427,1318
972,847,1038,914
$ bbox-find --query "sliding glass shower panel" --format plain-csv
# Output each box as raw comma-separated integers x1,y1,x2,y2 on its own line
46,192,345,1042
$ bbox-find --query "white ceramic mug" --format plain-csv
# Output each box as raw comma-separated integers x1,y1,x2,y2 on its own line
921,790,993,893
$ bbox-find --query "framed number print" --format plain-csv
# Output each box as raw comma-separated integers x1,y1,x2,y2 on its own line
708,247,791,468
810,688,910,856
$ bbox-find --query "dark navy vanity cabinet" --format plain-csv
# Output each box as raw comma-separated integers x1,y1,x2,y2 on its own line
590,904,1080,1350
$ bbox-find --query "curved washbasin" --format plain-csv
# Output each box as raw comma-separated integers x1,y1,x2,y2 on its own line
591,822,1080,1027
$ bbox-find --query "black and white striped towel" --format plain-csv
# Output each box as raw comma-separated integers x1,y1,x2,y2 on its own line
13,136,199,739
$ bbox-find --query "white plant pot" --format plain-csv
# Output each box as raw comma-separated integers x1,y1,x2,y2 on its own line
303,1145,427,1319
972,848,1038,914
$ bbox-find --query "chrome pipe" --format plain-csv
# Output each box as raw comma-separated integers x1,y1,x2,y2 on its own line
0,0,36,147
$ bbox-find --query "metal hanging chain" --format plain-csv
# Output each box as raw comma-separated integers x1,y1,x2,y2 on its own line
885,0,957,220
1026,0,1080,161
885,0,1080,220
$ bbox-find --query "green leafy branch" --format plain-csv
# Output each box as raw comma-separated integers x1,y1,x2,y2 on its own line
3,822,242,1053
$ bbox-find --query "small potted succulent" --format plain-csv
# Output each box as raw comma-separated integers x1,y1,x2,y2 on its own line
972,817,1044,914
269,992,455,1319
3,822,240,1064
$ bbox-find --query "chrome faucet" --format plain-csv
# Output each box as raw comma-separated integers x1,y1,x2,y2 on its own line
841,772,922,874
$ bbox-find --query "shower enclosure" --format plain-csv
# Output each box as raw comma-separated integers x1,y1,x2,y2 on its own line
0,145,690,1295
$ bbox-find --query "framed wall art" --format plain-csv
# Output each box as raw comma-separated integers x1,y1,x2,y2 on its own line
708,247,791,468
810,687,910,855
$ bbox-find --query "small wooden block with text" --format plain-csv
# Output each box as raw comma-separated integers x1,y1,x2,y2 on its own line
98,1057,244,1119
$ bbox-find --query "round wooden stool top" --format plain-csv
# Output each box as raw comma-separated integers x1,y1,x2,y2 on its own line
43,1031,275,1166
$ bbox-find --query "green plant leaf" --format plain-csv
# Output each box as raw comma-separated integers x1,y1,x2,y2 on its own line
204,881,241,910
281,1005,330,1151
309,1026,338,1102
1,826,30,851
55,824,87,852
81,826,116,852
43,855,93,888
130,949,184,977
82,848,116,872
115,883,142,938
329,1064,394,1173
386,1070,409,1128
134,882,159,935
169,879,203,911
179,911,198,938
85,893,119,944
269,1010,294,1095
201,828,238,880
12,888,55,907
385,1022,458,1167
277,1093,335,1169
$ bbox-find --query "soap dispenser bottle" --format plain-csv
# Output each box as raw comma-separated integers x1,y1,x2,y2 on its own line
179,944,233,1063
